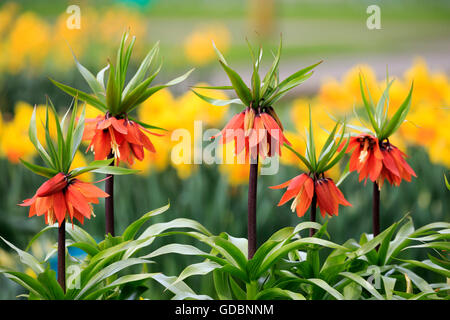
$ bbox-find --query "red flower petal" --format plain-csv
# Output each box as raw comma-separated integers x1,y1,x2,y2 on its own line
36,173,67,197
52,192,67,226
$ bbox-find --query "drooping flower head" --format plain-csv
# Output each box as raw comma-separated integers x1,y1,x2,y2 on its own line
214,106,291,160
51,31,193,165
270,107,352,218
343,72,416,188
346,133,383,183
270,173,351,218
19,173,108,226
18,98,135,226
83,113,162,165
193,37,322,161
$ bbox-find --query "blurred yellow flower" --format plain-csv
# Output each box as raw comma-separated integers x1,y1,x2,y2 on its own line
134,85,229,179
70,152,93,182
0,248,15,269
217,140,251,186
184,25,230,65
6,12,51,73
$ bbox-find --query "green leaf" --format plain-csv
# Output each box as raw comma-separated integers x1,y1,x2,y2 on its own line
339,272,384,299
212,236,248,271
120,66,162,112
385,217,415,264
229,276,246,300
404,242,450,251
381,276,396,300
76,258,152,299
122,203,170,241
151,273,213,300
359,74,379,135
69,159,114,177
213,269,232,300
191,90,244,106
96,64,110,91
50,79,108,112
37,268,65,300
106,62,119,113
70,48,106,102
219,60,252,106
427,254,450,270
265,71,313,106
138,218,212,240
380,81,413,139
28,106,53,168
47,99,66,171
260,36,282,99
123,41,159,98
394,265,435,293
19,159,58,178
256,288,306,300
0,236,44,275
343,282,362,300
69,104,85,163
251,55,261,104
444,174,450,191
212,41,228,65
68,242,99,257
278,60,322,89
377,220,399,265
128,117,167,131
128,68,195,111
191,85,234,90
91,166,140,175
171,261,222,288
144,244,209,259
307,105,317,167
84,273,159,300
257,238,348,278
375,79,394,128
283,143,314,172
0,268,49,299
398,259,450,278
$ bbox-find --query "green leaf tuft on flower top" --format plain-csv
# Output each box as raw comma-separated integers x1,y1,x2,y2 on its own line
284,105,348,175
52,30,194,118
21,98,136,179
359,70,414,141
195,36,322,109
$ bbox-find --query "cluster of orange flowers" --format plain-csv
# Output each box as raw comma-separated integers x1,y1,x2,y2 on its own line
0,60,448,187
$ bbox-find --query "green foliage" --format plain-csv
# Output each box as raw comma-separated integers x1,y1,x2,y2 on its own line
0,204,212,300
51,31,194,122
192,37,322,109
22,99,137,179
150,216,449,300
284,105,349,175
358,72,414,140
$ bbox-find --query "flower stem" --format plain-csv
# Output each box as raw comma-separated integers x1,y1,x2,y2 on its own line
105,152,115,236
57,220,66,293
310,193,317,237
248,156,258,259
373,182,380,238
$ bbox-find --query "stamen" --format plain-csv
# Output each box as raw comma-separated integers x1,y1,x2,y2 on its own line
359,139,369,163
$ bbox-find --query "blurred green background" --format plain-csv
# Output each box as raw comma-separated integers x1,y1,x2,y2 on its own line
0,0,449,299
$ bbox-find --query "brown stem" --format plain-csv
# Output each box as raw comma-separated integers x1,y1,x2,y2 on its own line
373,182,380,238
58,221,66,293
248,156,258,259
105,152,115,236
310,193,317,237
